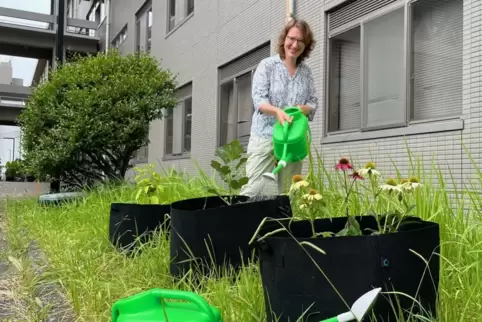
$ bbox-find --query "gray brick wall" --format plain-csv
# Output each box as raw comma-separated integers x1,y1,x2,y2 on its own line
113,0,481,190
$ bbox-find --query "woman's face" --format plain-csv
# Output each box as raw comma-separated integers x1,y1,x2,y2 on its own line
284,26,305,60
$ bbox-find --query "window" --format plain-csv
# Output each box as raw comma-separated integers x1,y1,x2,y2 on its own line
112,24,128,49
135,1,152,52
133,145,149,163
168,0,176,32
87,0,105,37
147,7,152,51
218,42,271,147
167,0,194,34
326,0,462,134
165,83,193,158
186,0,194,16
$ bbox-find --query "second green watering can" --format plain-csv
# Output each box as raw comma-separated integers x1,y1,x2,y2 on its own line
111,288,222,322
262,106,311,181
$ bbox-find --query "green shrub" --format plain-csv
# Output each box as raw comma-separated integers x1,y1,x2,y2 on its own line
18,50,178,189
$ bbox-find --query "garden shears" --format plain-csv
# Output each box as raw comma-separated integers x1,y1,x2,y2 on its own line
319,288,382,322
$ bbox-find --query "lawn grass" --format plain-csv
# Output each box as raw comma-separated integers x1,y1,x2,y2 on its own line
3,150,482,321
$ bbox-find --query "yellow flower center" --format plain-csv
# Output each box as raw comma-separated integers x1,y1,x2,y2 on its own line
364,162,376,169
309,188,319,195
385,178,398,186
292,174,304,183
408,176,420,183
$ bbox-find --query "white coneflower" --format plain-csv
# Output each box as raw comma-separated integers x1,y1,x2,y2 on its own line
302,188,323,202
400,177,422,191
289,174,309,192
380,178,402,192
358,162,381,177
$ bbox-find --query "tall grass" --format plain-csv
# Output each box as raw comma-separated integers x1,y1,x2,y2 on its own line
3,148,482,321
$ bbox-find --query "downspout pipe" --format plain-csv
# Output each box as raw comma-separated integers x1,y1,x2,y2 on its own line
105,0,110,52
56,0,65,65
286,0,295,22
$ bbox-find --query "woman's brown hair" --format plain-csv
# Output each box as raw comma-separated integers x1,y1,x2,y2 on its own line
276,18,315,65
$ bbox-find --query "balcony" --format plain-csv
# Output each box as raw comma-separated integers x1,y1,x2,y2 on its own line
0,6,100,59
0,84,30,126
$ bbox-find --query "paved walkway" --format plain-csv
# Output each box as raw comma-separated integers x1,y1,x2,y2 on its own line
0,227,18,320
0,212,75,321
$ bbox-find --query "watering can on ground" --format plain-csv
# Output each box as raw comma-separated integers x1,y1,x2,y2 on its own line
263,106,311,180
111,288,222,322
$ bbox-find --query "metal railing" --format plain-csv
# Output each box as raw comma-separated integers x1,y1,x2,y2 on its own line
0,6,99,38
0,96,25,108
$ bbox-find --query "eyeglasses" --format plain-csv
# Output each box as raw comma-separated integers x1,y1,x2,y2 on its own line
286,35,305,46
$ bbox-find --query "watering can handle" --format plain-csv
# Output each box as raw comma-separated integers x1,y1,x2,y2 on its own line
152,289,217,320
282,121,290,140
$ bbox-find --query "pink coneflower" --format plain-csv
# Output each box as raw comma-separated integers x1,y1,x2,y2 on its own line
350,170,365,180
335,157,353,171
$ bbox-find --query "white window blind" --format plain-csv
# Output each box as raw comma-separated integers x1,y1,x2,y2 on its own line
327,0,463,133
218,42,271,146
410,0,463,121
328,27,361,132
165,82,193,157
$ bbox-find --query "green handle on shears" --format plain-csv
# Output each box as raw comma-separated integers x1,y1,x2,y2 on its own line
319,317,339,322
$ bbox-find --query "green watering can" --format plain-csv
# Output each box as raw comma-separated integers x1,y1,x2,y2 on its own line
111,288,222,322
319,288,382,322
262,106,311,181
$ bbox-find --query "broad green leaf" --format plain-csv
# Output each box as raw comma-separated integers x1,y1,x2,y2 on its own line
211,160,222,172
236,157,248,170
230,179,240,190
150,195,159,204
238,177,249,186
220,165,231,176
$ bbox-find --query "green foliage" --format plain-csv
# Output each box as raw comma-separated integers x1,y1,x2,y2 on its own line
5,145,482,322
133,164,166,204
208,139,248,201
4,159,36,181
5,159,22,178
133,164,223,204
18,50,178,189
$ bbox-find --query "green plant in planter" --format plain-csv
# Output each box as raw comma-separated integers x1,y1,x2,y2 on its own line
207,139,248,204
5,159,23,181
133,165,211,204
133,164,166,204
284,157,422,238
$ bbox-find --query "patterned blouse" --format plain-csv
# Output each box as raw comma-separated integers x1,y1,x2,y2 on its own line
250,54,318,139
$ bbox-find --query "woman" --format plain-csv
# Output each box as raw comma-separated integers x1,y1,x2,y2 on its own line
240,18,318,197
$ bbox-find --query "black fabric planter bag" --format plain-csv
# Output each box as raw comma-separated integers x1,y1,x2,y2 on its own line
169,195,292,277
109,203,171,251
256,216,440,322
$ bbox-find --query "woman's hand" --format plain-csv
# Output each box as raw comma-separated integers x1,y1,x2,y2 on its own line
275,109,293,125
296,105,313,116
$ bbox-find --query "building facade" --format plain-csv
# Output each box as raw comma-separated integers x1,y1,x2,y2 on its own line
80,0,480,189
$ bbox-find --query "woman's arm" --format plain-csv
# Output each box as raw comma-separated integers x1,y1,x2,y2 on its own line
252,59,292,124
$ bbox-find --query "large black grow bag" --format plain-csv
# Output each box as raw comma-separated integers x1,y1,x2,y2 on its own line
255,216,440,322
169,195,292,277
109,203,171,251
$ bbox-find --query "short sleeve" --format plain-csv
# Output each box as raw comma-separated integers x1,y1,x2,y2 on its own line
305,67,318,122
251,59,271,113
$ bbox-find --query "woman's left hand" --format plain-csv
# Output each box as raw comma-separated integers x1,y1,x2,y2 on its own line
296,105,313,116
